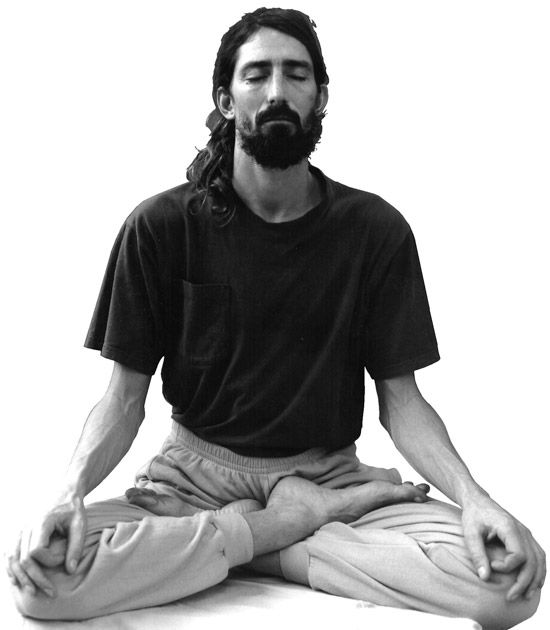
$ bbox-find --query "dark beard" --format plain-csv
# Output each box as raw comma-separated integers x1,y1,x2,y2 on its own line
238,105,323,170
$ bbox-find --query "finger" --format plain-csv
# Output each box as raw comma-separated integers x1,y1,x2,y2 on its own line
126,488,161,508
32,517,55,551
9,558,36,595
13,532,22,557
17,555,55,597
32,535,68,568
491,551,526,573
6,536,23,587
126,487,156,501
398,483,429,503
417,483,430,494
490,527,526,574
5,563,18,585
540,545,547,589
507,546,536,602
10,533,22,564
463,526,491,581
65,511,86,574
15,529,40,590
29,521,65,567
525,541,546,599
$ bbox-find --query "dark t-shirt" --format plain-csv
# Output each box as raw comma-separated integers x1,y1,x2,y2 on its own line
85,167,439,456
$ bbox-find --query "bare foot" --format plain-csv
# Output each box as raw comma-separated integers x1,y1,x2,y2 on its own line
125,488,198,517
242,476,430,557
266,476,430,526
125,487,263,517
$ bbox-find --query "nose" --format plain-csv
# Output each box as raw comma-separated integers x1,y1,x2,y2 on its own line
266,70,286,104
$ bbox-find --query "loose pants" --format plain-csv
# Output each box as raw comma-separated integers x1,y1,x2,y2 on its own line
14,422,539,629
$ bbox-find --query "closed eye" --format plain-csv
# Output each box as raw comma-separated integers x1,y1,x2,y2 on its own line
245,75,266,83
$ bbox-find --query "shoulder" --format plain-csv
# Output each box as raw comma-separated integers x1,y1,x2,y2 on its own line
316,168,411,242
125,182,195,232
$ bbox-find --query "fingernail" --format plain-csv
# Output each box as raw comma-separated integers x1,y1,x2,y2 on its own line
508,592,518,602
68,560,76,572
477,567,488,580
44,588,54,598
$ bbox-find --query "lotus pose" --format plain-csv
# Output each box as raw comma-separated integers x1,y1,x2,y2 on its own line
8,8,544,630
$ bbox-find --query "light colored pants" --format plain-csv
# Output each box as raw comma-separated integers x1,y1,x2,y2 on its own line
14,422,538,629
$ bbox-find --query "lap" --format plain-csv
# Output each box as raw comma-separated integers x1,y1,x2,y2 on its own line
350,498,465,544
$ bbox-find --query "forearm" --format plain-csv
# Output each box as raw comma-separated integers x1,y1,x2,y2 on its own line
63,364,150,500
64,394,144,499
377,379,487,506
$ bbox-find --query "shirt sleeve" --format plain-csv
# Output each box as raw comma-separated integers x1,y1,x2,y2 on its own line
84,209,165,375
363,229,440,380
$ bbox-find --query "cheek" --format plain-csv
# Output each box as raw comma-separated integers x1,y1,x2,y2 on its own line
235,110,254,133
300,100,319,126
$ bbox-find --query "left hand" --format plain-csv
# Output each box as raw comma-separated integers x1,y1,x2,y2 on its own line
461,493,546,602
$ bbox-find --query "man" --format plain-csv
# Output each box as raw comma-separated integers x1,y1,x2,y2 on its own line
7,8,544,628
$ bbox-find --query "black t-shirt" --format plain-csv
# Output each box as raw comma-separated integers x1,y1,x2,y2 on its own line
85,167,439,456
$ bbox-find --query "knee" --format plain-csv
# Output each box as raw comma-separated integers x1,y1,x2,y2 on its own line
13,583,59,620
464,574,540,630
13,580,98,621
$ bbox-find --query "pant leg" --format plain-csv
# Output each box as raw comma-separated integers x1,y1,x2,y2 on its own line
279,500,539,630
14,496,253,620
14,421,327,621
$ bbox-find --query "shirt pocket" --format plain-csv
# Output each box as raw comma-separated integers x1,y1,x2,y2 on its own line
176,280,232,367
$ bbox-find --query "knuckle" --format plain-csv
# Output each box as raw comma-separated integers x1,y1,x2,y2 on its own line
515,550,528,564
20,557,32,571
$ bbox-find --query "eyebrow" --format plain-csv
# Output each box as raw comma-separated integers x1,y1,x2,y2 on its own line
239,59,313,74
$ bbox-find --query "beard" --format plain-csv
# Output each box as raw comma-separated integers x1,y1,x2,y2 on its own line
237,103,323,170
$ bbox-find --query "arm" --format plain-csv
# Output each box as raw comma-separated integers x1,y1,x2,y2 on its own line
7,362,151,597
376,372,545,602
66,361,151,499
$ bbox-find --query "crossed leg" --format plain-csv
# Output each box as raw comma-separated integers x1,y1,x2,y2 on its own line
12,496,255,619
13,477,432,620
279,500,540,630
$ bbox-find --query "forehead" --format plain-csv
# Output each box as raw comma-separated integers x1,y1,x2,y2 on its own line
233,27,313,72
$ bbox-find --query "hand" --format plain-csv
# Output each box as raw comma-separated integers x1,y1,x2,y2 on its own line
461,493,546,602
5,494,86,598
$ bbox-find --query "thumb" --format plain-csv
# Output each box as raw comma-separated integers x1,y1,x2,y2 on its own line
65,510,86,574
464,524,491,581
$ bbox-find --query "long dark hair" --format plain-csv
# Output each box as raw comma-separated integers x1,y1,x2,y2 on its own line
186,7,329,224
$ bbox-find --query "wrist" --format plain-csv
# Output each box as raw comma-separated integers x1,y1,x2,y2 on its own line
456,482,490,509
58,475,87,503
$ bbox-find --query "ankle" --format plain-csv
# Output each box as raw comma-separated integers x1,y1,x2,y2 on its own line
243,503,323,557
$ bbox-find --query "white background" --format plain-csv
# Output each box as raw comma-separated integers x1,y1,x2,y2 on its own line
1,1,548,627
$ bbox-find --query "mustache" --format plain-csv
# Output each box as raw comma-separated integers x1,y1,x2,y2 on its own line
256,104,301,127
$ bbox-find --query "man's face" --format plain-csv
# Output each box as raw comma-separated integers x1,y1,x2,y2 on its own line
218,27,328,169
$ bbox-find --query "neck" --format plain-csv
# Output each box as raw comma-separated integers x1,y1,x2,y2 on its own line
232,145,321,223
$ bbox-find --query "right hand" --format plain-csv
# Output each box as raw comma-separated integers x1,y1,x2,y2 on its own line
5,494,86,598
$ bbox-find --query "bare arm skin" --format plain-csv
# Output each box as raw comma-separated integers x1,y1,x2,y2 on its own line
66,362,151,498
7,362,151,597
376,372,546,602
7,360,431,599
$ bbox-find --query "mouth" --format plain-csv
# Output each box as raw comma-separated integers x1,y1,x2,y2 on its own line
262,117,296,125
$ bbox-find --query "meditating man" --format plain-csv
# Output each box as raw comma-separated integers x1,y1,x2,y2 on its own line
8,8,544,628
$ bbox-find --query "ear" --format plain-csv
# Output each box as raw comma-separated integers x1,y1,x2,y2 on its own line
216,86,235,120
315,84,329,114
